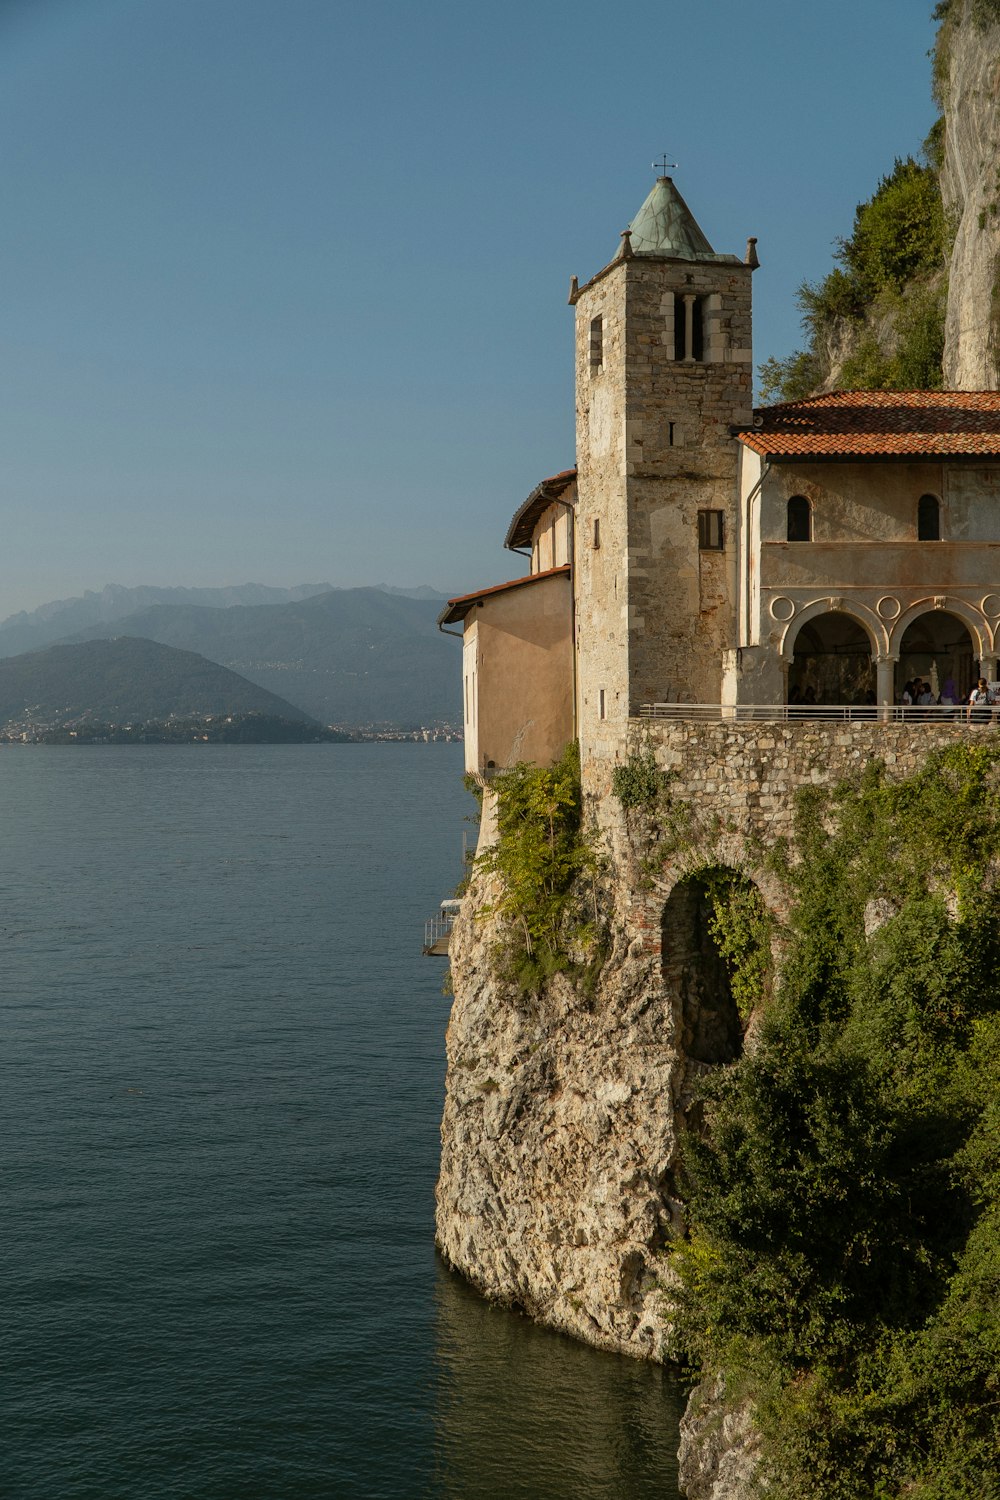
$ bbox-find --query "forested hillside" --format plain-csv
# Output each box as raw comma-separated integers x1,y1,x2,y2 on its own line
0,638,316,727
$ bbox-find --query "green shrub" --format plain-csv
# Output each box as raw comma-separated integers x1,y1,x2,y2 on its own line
671,743,1000,1495
477,743,604,993
611,748,667,810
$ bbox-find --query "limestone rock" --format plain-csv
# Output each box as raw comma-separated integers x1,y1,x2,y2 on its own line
941,2,1000,389
434,869,682,1361
677,1377,762,1500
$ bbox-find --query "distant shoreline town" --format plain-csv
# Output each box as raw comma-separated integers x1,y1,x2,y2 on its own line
0,713,463,746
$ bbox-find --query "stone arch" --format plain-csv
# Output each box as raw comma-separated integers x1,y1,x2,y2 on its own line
889,597,991,662
783,606,881,705
661,866,766,1069
890,603,986,703
778,598,887,660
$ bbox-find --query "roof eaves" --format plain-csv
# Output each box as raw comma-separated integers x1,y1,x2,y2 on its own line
437,565,572,628
504,469,577,551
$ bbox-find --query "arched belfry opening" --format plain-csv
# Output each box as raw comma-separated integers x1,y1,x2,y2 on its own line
661,869,767,1068
895,610,977,703
788,611,875,705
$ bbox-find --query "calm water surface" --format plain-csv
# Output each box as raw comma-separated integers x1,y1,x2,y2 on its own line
2,745,682,1499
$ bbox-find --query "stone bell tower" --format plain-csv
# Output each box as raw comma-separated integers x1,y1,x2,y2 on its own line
571,175,756,751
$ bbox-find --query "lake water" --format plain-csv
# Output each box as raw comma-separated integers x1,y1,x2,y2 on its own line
2,745,683,1499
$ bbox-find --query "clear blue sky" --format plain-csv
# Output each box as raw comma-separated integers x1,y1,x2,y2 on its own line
0,0,940,616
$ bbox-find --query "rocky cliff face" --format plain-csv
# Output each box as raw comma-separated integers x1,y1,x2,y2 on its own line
940,0,1000,387
435,866,681,1362
677,1379,761,1500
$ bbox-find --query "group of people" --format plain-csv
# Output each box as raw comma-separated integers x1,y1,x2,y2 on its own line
785,676,996,721
900,676,996,721
899,678,954,708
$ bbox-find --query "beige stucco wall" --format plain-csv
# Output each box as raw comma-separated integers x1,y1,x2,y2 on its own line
460,572,574,775
531,500,574,573
747,459,1000,677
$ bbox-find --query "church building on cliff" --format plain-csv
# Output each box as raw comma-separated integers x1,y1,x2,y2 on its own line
439,173,1000,778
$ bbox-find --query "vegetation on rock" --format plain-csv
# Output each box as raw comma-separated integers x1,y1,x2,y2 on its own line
760,155,947,402
476,743,604,994
669,743,1000,1497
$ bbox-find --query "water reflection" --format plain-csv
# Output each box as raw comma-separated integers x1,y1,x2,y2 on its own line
431,1262,683,1499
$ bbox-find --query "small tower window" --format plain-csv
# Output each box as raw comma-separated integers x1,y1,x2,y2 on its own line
698,510,724,550
673,294,704,362
593,518,601,549
787,495,811,542
918,493,941,540
589,315,603,373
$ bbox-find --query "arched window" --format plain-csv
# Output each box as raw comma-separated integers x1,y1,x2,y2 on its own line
787,495,811,542
918,493,941,541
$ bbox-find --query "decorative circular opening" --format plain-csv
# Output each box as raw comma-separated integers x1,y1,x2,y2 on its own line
876,595,901,621
769,595,795,622
982,594,1000,618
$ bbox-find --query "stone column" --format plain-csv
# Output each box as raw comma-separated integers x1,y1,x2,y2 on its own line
876,656,896,721
682,293,696,361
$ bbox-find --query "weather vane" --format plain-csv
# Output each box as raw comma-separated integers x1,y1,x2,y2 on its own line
653,154,677,176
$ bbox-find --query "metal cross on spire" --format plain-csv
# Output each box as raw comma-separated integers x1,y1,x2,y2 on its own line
652,154,677,176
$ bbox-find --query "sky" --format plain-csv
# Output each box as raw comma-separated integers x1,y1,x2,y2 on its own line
0,0,941,618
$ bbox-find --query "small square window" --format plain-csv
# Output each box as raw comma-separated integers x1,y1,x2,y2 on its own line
698,510,724,550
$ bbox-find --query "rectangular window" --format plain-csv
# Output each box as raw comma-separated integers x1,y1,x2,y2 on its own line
593,517,601,549
698,510,724,550
598,689,606,720
589,315,603,374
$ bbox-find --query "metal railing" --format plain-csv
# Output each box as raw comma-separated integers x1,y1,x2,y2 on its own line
423,912,457,949
637,702,999,724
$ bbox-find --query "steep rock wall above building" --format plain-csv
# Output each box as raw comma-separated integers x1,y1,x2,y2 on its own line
939,0,1000,387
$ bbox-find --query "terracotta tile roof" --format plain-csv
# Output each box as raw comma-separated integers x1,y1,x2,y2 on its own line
437,566,571,628
504,469,577,551
737,390,1000,459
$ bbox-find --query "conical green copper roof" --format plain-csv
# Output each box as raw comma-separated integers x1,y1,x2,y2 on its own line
628,177,718,259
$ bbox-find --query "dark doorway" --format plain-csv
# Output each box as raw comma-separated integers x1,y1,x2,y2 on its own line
896,611,977,704
788,611,875,705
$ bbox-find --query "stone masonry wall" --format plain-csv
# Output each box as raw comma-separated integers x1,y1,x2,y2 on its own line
622,261,753,714
584,717,979,863
574,253,754,772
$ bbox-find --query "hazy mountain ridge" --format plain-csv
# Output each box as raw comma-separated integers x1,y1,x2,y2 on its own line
0,637,317,728
0,581,449,660
59,587,461,727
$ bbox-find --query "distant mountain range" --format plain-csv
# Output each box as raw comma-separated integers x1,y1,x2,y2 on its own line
0,581,461,728
0,581,449,659
58,588,461,727
0,638,317,727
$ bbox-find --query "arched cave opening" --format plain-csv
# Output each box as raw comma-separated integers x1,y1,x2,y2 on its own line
661,869,761,1067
